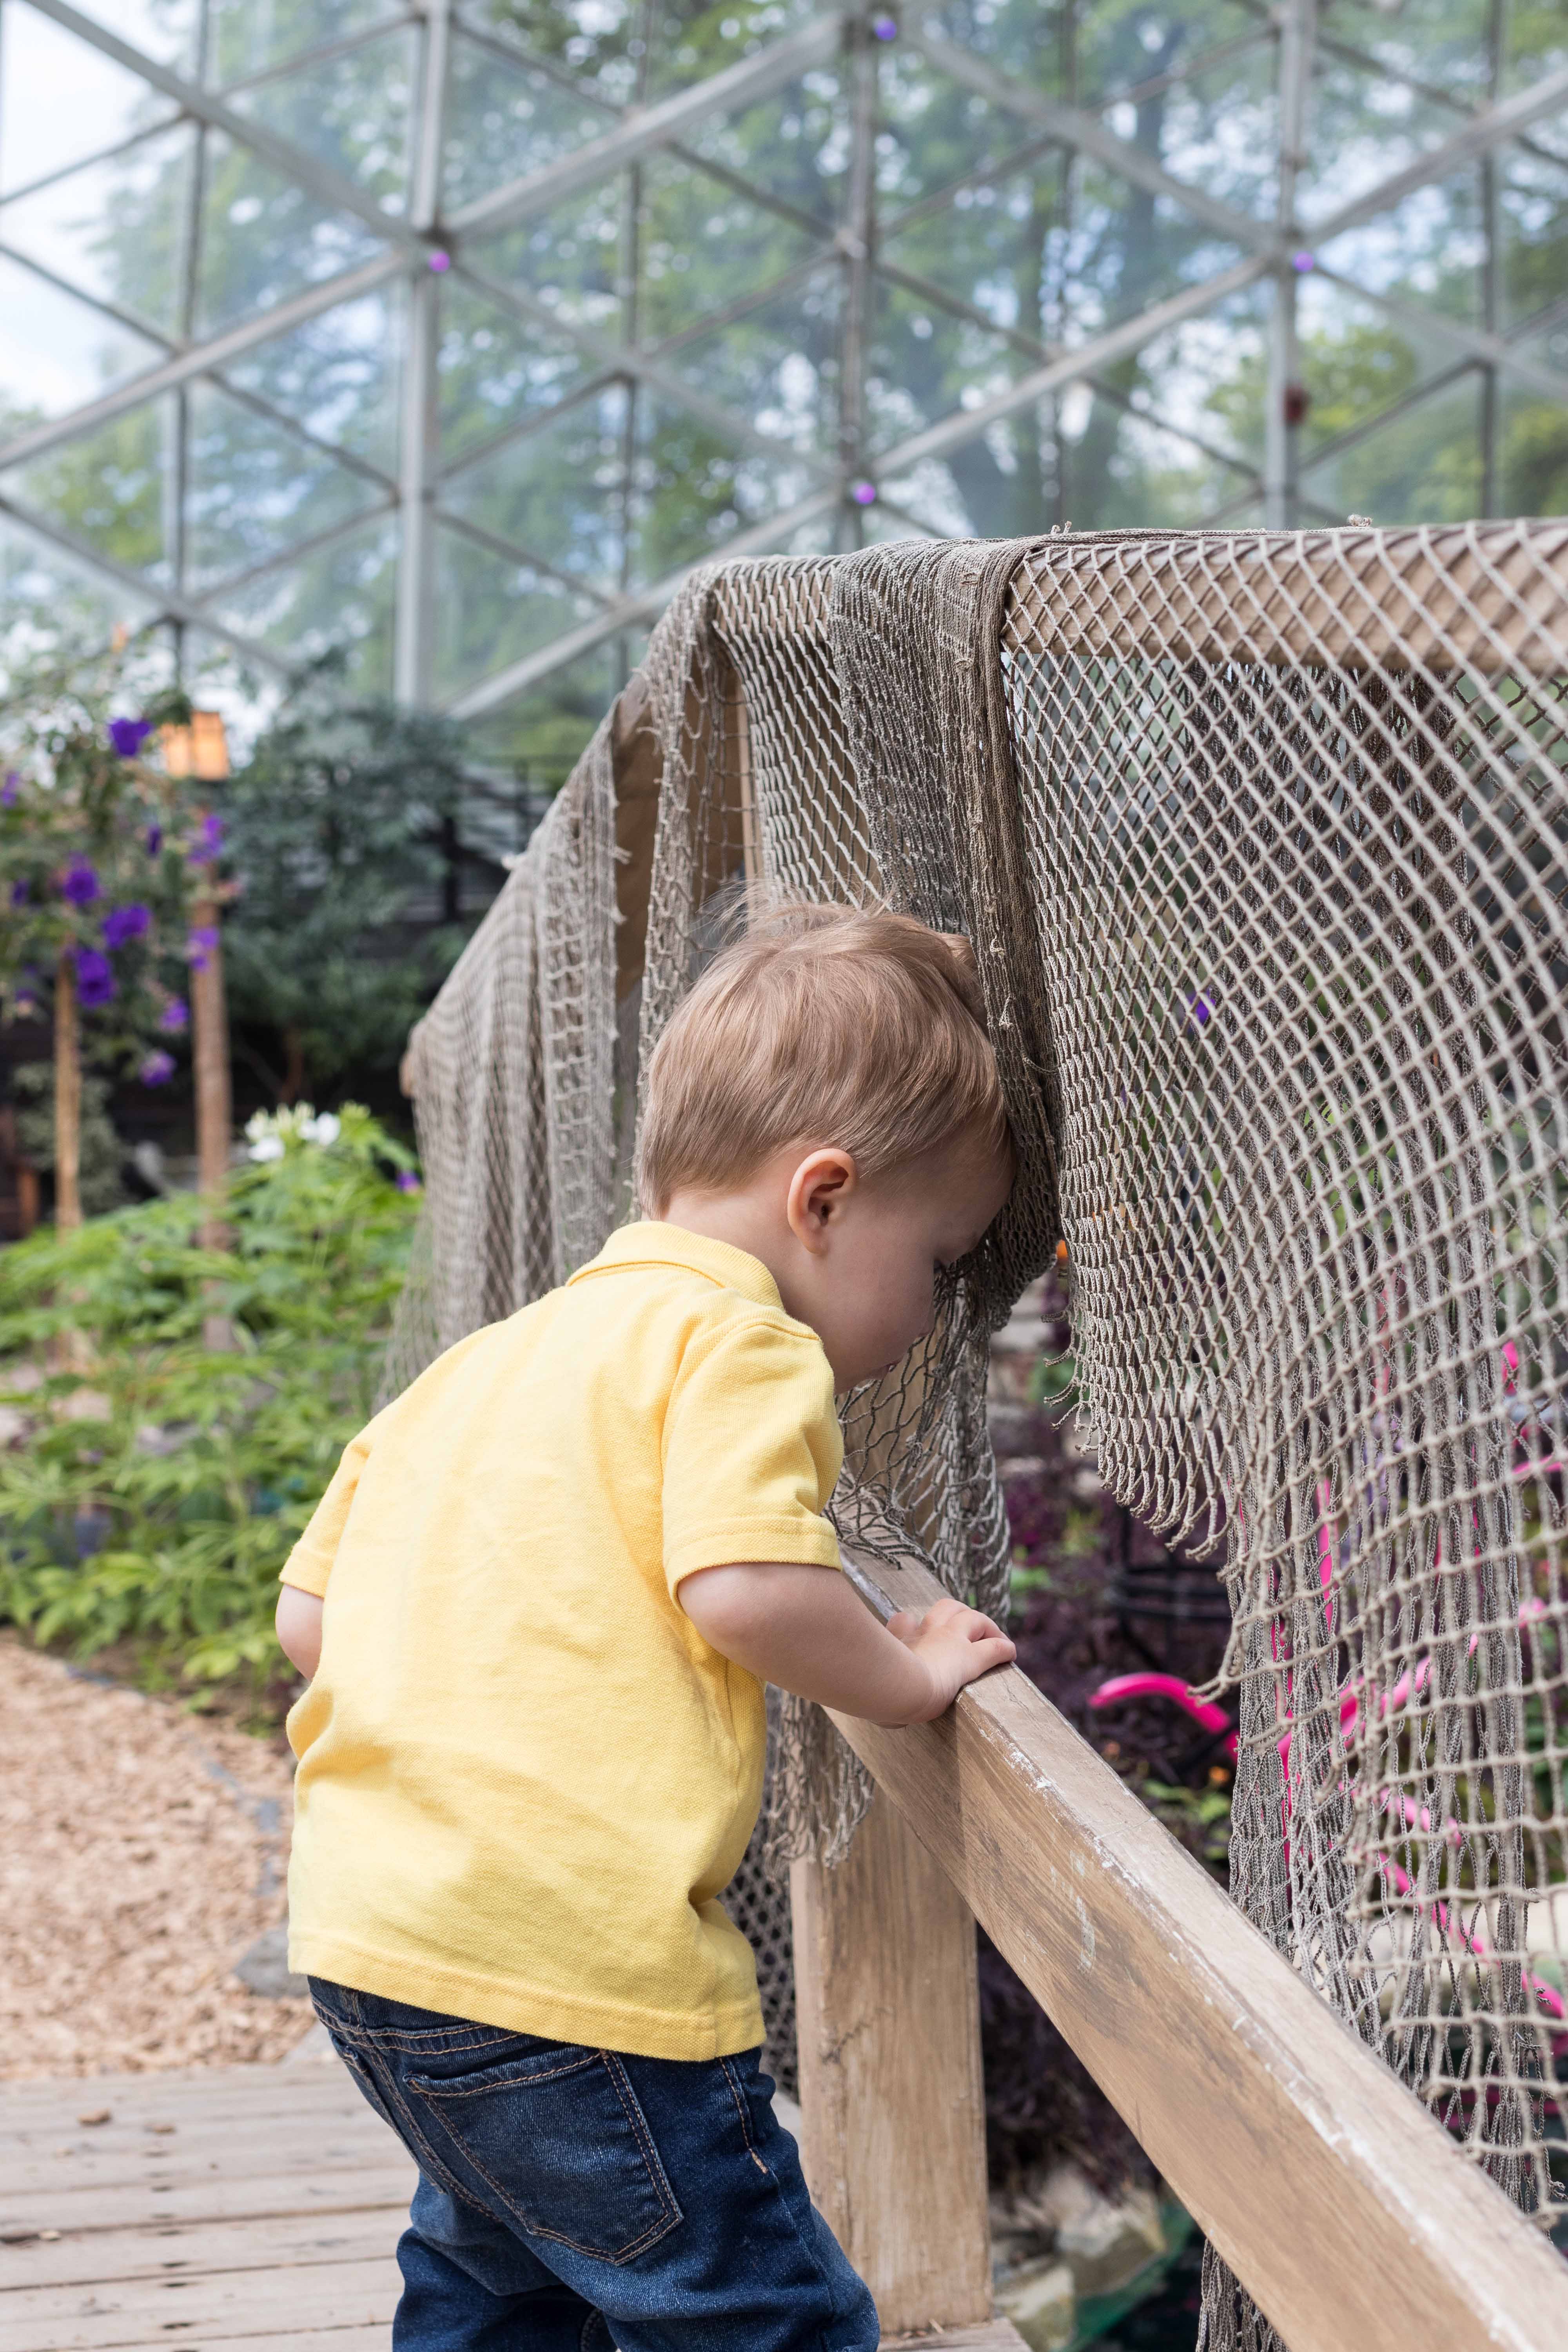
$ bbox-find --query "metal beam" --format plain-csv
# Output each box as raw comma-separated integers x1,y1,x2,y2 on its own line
447,253,1271,713
1308,60,1568,243
444,486,842,716
0,252,404,473
22,0,423,256
451,261,839,485
0,490,295,673
1310,262,1568,407
395,0,452,705
907,25,1279,260
875,255,1271,479
445,13,845,238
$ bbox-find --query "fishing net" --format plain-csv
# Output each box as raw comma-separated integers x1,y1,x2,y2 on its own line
390,521,1568,2285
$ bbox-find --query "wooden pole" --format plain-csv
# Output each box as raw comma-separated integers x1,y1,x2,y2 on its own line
791,1788,994,2337
53,949,81,1234
190,891,231,1248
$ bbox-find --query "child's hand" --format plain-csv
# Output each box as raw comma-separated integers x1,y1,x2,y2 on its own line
886,1595,1016,1720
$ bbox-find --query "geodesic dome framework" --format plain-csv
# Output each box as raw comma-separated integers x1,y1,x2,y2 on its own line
2,2,1566,759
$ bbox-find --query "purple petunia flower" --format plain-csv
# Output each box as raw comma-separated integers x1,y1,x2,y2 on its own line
107,716,152,759
1,772,18,808
188,812,225,866
62,860,101,907
159,996,189,1033
186,925,219,973
103,902,151,950
9,879,27,908
145,823,162,858
73,946,116,1008
138,1050,176,1087
395,1170,422,1194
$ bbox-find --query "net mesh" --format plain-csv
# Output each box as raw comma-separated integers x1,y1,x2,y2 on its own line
390,521,1568,2297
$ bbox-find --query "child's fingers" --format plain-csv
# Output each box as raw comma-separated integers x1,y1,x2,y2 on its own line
962,1633,1016,1677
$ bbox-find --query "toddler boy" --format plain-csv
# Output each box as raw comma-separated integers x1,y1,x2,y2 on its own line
275,903,1017,2351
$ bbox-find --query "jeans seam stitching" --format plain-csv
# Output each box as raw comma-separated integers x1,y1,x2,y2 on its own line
719,2055,771,2176
356,2053,483,2218
409,2054,599,2094
404,2052,679,2266
601,2051,684,2254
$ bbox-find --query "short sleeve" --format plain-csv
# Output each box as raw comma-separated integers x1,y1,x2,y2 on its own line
662,1316,844,1595
280,1431,372,1597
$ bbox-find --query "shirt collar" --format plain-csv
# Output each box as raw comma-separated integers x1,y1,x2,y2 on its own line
568,1221,785,1313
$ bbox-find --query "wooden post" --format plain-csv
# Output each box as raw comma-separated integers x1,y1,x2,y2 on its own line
791,1785,994,2337
189,890,235,1350
53,949,81,1234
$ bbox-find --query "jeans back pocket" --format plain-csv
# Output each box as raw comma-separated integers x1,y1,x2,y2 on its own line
406,2043,682,2265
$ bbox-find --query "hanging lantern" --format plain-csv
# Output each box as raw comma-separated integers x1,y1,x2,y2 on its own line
159,711,230,781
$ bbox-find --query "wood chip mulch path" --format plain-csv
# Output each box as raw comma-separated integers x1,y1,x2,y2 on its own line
0,1633,313,2079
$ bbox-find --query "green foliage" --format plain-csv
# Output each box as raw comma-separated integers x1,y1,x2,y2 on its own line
223,661,477,1102
0,644,196,1078
0,1106,418,1685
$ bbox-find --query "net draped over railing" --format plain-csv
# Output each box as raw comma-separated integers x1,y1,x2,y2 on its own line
390,521,1568,2326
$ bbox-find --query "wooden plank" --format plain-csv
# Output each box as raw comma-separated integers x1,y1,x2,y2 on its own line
832,1546,1568,2352
0,2251,399,2350
0,2208,403,2293
881,2329,1027,2351
791,1789,992,2338
0,2159,415,2240
0,2081,352,2136
1007,520,1568,675
1,2120,397,2202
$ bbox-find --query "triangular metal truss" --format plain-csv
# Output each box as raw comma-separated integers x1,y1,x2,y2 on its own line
1,0,1565,746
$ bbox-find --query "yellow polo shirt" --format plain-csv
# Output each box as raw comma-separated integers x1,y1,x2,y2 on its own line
281,1223,843,2060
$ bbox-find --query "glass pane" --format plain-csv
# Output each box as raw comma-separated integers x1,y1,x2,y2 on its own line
436,276,592,469
184,380,388,593
441,29,607,216
211,0,401,87
439,384,629,586
227,24,416,218
1501,139,1568,337
1299,53,1480,232
655,263,840,461
0,511,158,649
204,509,397,691
629,393,817,585
5,394,170,580
1303,368,1484,523
1497,375,1568,516
194,129,388,339
465,186,623,336
0,5,172,195
682,72,847,229
1294,270,1471,467
432,522,597,704
58,0,203,75
0,125,198,341
636,151,826,346
459,639,621,786
221,284,401,476
0,255,163,426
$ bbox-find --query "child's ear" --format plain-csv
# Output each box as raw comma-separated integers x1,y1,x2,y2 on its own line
786,1147,858,1250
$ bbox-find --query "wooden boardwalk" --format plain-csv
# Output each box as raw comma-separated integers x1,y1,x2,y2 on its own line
0,2057,412,2350
0,2058,1023,2350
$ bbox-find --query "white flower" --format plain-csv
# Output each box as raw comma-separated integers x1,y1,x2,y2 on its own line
248,1135,285,1162
301,1111,341,1146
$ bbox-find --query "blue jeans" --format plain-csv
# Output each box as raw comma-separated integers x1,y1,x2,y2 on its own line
309,1980,880,2352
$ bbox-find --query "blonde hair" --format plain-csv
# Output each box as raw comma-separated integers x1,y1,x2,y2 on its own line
636,902,1013,1214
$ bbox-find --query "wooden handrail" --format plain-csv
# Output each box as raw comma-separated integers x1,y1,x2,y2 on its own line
833,1546,1568,2352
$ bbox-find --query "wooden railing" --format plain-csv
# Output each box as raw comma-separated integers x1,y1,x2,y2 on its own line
791,1545,1568,2352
